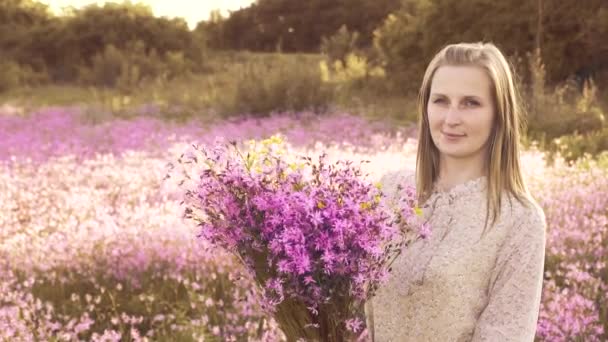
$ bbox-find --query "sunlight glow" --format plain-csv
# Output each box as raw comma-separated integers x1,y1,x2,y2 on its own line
40,0,256,28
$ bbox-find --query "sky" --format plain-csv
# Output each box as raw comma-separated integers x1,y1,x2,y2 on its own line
40,0,256,29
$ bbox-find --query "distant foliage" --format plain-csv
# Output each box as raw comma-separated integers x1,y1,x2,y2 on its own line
320,52,387,97
0,60,47,92
549,129,608,164
373,0,608,92
372,0,433,91
320,25,360,65
0,1,206,87
220,56,335,117
87,44,126,88
200,0,400,52
80,41,189,90
0,61,24,92
524,50,607,162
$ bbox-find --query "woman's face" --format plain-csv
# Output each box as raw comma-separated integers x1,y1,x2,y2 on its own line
427,65,496,163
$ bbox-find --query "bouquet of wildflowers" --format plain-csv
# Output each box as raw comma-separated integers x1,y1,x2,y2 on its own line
167,135,427,341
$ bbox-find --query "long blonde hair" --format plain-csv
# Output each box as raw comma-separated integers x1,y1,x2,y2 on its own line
416,42,532,234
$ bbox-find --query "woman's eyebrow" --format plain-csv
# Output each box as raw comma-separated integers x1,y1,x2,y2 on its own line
430,93,482,100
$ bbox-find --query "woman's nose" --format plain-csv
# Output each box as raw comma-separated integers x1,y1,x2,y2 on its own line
444,107,462,125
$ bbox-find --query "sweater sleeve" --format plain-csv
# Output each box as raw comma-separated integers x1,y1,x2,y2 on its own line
471,201,547,342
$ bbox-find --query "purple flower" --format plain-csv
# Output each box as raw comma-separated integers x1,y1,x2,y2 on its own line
345,317,364,333
419,222,432,239
173,136,425,334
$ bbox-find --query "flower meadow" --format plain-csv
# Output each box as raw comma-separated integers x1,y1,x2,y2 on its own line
0,107,606,341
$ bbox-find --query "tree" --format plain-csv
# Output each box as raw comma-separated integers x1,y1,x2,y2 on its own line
202,0,400,52
373,0,608,92
0,1,208,83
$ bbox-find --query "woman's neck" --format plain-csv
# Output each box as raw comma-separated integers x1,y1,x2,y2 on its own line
436,157,486,192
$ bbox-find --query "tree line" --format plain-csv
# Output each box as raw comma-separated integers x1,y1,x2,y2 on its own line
204,0,607,89
0,0,606,90
0,0,204,87
198,0,400,52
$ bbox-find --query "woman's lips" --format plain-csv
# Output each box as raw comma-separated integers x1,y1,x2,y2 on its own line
442,131,466,141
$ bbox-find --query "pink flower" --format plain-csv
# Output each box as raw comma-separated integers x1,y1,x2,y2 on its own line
345,317,364,333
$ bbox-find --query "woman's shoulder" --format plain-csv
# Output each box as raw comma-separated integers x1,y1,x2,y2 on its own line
502,192,547,235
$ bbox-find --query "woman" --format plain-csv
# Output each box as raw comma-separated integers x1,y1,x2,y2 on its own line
366,42,547,341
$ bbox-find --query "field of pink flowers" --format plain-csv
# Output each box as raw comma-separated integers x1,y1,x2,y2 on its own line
0,107,606,341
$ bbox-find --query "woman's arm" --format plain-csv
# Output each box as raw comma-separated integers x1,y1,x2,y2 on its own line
471,203,547,342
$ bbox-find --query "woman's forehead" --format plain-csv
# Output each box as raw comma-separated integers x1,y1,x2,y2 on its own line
430,65,493,97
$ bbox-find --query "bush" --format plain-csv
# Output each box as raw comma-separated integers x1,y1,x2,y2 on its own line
547,128,608,164
525,50,606,151
0,60,48,92
81,41,194,92
320,25,360,65
0,60,23,92
220,55,335,117
85,44,124,88
319,52,388,108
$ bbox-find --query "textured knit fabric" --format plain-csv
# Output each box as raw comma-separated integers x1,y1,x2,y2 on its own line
365,169,547,342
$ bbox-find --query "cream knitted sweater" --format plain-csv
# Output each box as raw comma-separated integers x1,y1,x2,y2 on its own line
365,169,547,342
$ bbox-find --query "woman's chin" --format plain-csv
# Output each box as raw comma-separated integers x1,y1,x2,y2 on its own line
437,146,472,159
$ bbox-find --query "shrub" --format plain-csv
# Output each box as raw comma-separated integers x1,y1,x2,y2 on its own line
220,55,335,117
0,60,48,92
320,53,385,85
86,44,125,88
0,60,23,92
82,41,192,91
547,128,608,164
320,25,360,65
525,50,606,161
319,52,388,110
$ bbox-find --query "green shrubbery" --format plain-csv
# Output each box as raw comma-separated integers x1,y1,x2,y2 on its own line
528,79,605,143
320,25,360,66
0,61,24,93
219,55,335,117
523,50,607,163
0,60,48,92
77,41,193,91
0,1,204,89
548,129,608,164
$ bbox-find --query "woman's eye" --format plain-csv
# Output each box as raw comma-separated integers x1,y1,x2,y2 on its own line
433,98,445,104
464,100,480,106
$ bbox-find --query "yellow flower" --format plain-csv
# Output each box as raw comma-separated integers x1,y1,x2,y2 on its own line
289,162,305,171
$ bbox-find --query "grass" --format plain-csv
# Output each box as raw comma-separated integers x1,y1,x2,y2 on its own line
0,51,413,124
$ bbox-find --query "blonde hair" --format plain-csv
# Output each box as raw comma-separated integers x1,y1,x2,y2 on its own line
416,42,532,234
